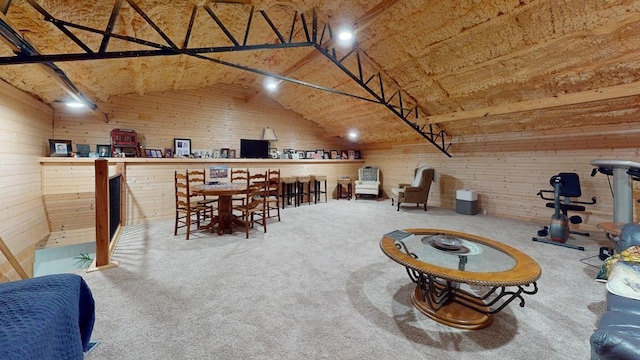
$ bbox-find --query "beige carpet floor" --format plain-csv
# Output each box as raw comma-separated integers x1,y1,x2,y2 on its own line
81,199,611,360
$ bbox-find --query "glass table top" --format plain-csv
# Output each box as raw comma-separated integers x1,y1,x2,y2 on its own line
397,233,517,273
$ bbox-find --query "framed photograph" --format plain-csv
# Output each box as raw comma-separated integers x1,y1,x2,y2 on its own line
174,138,191,157
164,148,173,158
209,165,229,183
269,148,278,159
145,149,153,158
295,150,305,159
354,150,361,159
340,150,349,159
49,139,72,157
221,148,229,158
348,150,355,159
305,150,315,159
213,149,221,158
229,149,236,159
316,149,324,158
323,153,330,159
96,144,111,157
154,149,163,158
330,150,338,159
76,144,90,157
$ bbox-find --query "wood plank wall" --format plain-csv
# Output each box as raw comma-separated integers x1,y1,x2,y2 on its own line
0,81,52,281
40,158,363,224
361,123,640,233
53,84,353,155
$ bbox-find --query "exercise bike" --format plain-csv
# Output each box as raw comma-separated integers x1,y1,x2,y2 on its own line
532,173,596,251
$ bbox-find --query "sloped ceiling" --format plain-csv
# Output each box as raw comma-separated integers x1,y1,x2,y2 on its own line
1,0,640,154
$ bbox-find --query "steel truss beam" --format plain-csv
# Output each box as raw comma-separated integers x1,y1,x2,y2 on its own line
0,1,451,156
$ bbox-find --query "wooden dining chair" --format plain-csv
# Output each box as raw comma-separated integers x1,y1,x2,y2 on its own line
233,171,268,238
174,171,214,240
265,168,281,221
188,169,218,207
230,168,250,209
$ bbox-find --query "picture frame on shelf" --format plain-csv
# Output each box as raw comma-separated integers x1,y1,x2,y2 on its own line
164,148,173,158
354,150,361,159
295,150,305,159
340,150,349,159
348,150,355,159
305,150,315,159
221,148,229,158
154,149,163,158
323,153,330,159
145,149,152,158
213,149,221,158
330,150,338,159
96,144,111,158
76,144,90,157
269,148,278,159
229,149,236,159
173,138,191,157
316,149,324,158
48,139,73,157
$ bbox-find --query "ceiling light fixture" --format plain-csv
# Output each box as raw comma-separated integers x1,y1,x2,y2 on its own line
337,28,355,47
348,131,358,140
264,77,279,91
65,100,85,108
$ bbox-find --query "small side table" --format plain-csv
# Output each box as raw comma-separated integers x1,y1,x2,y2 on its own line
337,178,352,200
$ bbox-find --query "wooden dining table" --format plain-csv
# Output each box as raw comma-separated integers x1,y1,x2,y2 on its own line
192,182,247,235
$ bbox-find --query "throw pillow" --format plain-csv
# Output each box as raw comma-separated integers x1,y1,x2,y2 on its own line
596,245,640,281
606,261,640,300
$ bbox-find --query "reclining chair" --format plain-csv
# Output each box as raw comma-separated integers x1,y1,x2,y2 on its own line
354,166,380,200
390,167,435,211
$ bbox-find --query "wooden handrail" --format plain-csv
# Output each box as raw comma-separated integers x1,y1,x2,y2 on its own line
0,235,29,279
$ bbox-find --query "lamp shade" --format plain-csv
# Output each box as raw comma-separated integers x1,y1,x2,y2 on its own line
262,127,278,141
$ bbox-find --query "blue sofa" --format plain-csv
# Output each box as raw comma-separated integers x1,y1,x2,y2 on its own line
590,224,640,360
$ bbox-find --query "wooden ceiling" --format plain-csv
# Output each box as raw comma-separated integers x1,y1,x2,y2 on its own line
1,0,640,153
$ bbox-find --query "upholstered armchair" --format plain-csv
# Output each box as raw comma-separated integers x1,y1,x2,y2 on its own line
354,166,380,200
390,167,435,211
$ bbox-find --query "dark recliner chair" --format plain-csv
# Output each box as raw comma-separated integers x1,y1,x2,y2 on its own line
590,223,640,359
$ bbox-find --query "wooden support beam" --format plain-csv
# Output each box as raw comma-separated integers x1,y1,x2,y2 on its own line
425,82,640,125
0,235,29,279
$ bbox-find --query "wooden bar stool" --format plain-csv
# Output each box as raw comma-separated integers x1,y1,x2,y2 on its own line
311,175,327,203
281,176,297,208
337,177,352,200
296,176,312,206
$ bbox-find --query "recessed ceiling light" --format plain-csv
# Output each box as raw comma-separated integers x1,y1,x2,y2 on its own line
348,131,358,140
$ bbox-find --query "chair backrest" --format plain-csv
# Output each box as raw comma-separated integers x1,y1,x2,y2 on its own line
413,167,435,188
174,171,191,210
358,166,379,182
187,169,206,185
555,172,582,198
245,171,268,209
231,168,250,185
267,169,280,196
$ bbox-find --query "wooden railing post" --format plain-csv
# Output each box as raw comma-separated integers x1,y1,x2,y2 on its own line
92,159,118,271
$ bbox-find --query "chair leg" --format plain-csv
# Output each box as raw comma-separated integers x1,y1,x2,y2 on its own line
423,203,427,211
397,202,400,211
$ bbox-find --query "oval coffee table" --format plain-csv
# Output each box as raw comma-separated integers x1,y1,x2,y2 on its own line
380,229,541,330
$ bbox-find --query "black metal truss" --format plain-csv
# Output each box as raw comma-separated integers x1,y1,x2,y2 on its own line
0,0,451,156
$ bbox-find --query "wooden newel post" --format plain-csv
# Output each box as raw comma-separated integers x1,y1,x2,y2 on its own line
94,159,109,267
